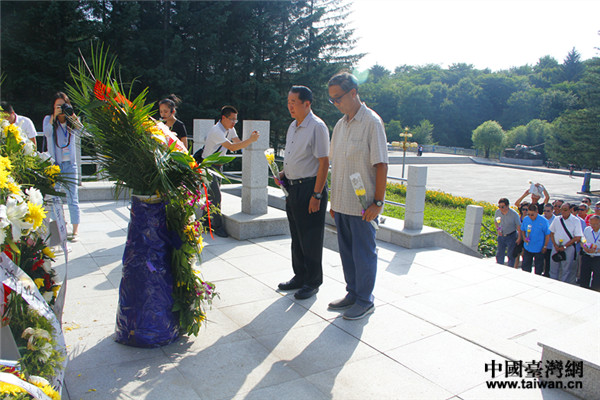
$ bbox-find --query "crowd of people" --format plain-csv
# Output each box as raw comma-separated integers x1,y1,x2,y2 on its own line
5,70,596,325
495,184,600,291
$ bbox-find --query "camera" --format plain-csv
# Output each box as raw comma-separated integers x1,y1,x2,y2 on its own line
61,103,75,116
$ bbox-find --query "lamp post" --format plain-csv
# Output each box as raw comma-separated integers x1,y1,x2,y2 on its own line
399,127,413,178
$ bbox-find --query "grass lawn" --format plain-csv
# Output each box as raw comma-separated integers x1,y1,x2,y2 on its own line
384,183,498,257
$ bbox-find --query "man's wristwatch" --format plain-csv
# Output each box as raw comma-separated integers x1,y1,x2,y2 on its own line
374,200,384,207
312,192,323,200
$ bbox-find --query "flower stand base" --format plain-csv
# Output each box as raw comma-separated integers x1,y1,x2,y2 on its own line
115,196,180,347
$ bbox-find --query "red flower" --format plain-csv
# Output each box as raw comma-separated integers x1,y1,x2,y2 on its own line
32,259,44,271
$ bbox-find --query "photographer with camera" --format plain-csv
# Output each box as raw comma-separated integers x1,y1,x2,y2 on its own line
43,92,82,242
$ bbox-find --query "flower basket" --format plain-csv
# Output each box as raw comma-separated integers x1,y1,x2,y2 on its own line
115,195,179,347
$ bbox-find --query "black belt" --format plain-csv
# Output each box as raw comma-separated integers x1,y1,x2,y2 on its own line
503,231,516,236
287,176,316,186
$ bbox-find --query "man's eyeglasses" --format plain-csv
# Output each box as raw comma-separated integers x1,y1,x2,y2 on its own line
329,90,350,105
228,117,238,124
498,205,506,209
579,208,587,211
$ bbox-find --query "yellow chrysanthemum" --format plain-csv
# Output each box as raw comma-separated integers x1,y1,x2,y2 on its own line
26,202,47,230
7,181,21,195
6,124,23,142
355,188,366,196
43,246,55,258
34,278,44,288
265,152,275,163
30,380,61,400
0,381,27,396
52,285,61,297
0,155,12,171
196,234,204,250
44,164,61,177
0,168,10,189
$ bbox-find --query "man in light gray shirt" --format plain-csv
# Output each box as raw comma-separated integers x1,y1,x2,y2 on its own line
494,197,522,267
277,86,329,300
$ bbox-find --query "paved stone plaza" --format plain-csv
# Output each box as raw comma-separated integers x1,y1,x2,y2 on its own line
56,196,597,400
387,154,596,205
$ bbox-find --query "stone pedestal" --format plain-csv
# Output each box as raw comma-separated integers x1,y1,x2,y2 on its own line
192,119,215,154
404,166,427,231
241,120,269,215
463,205,483,249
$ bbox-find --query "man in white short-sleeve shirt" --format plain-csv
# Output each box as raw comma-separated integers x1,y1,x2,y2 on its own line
1,101,37,146
201,106,259,237
276,85,329,300
549,202,583,284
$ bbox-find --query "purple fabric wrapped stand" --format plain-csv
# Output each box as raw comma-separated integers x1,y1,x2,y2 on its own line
114,195,180,347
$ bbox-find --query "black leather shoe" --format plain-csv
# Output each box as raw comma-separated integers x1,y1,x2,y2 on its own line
278,279,303,291
294,286,319,300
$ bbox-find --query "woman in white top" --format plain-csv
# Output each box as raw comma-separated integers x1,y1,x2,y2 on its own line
42,92,81,242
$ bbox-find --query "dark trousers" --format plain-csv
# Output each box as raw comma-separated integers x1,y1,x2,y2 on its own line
579,254,600,290
207,168,225,233
285,180,327,288
496,231,517,266
543,248,552,277
522,249,544,275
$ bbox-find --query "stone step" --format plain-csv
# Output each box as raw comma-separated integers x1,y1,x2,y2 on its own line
537,319,600,400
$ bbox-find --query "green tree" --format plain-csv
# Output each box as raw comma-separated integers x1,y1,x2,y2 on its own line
561,47,585,82
368,64,391,83
472,120,505,158
1,0,360,150
384,119,404,142
548,57,600,169
411,120,434,144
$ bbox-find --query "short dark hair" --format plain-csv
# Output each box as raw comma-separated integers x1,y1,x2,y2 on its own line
569,203,578,211
544,204,553,211
289,85,313,103
328,72,358,93
553,199,564,206
0,101,14,113
220,105,238,118
528,204,539,212
498,198,509,206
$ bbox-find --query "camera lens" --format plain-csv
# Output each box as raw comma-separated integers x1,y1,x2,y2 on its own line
61,103,74,116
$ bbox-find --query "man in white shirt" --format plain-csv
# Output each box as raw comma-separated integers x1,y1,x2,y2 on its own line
580,215,600,290
549,202,583,284
327,72,388,320
277,86,329,300
1,101,37,146
201,106,259,237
